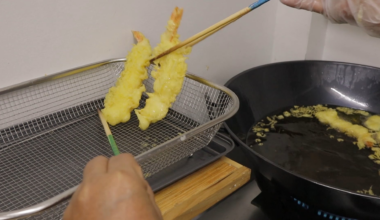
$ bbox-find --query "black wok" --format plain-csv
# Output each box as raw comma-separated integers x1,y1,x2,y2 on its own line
224,61,380,219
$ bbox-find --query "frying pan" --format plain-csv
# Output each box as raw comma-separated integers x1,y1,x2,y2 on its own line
224,61,380,219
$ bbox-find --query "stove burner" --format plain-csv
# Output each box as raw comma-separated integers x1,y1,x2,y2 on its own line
290,197,357,220
252,191,358,220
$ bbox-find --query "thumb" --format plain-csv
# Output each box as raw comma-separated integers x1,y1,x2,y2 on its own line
280,0,323,14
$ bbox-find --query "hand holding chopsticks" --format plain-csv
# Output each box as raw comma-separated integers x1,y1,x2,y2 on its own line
150,0,270,63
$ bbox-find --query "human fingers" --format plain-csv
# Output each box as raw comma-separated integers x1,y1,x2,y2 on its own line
62,183,84,220
108,153,145,179
281,0,323,13
146,186,162,219
83,156,108,182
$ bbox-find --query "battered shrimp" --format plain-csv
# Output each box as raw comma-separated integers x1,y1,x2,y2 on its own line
135,7,192,130
315,109,376,149
102,31,152,126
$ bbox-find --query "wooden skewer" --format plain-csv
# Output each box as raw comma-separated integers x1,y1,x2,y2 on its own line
97,109,120,156
150,0,270,62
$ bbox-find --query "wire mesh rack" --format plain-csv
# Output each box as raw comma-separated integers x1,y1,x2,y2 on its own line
0,58,239,219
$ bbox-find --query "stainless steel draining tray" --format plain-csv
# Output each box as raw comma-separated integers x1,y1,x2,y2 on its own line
9,133,235,220
0,58,239,219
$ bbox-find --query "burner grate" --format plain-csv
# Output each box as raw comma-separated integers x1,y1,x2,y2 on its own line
291,197,358,220
252,192,359,220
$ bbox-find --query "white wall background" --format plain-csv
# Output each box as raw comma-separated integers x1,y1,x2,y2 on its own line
0,0,380,89
323,23,380,66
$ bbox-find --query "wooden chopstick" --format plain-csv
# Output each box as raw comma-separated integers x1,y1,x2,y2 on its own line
150,0,270,62
187,15,243,47
97,109,120,156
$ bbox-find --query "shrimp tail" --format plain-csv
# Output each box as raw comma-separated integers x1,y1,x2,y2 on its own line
132,31,144,43
169,7,183,42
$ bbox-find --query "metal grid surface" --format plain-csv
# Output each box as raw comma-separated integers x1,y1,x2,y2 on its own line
22,199,69,220
0,60,236,218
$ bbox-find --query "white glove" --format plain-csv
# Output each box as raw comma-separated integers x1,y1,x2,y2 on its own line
281,0,380,37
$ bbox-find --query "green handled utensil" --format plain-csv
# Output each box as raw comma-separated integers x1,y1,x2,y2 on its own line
97,109,120,156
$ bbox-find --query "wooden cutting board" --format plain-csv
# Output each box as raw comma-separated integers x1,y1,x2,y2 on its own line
154,157,251,220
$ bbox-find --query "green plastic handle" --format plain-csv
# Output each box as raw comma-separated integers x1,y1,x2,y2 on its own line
107,135,120,156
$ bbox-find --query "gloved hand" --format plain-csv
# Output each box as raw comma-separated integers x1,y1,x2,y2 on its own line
280,0,380,37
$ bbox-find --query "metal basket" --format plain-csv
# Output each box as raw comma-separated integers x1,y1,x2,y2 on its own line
0,58,239,219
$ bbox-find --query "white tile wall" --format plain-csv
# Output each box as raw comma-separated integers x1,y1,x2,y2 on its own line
0,0,278,88
1,0,379,89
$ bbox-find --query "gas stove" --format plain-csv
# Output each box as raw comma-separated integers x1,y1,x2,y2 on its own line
196,178,359,220
252,188,358,220
194,130,361,220
195,128,362,220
